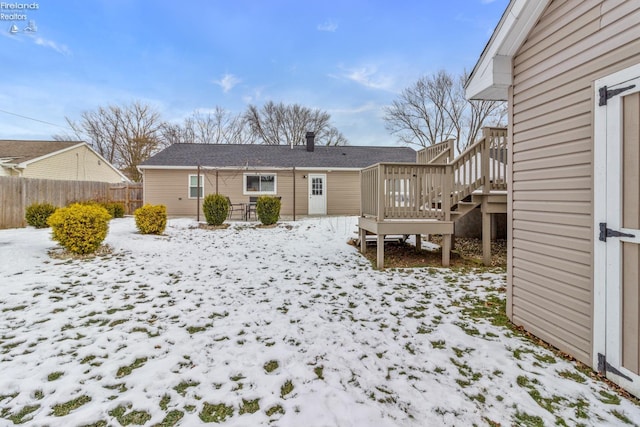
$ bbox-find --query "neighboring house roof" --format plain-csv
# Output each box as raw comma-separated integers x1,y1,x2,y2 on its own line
0,140,82,164
0,139,130,182
465,0,551,100
139,144,417,169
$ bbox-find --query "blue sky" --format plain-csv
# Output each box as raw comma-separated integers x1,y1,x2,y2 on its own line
0,0,508,146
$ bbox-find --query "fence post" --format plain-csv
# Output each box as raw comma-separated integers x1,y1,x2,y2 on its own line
481,127,491,194
442,164,452,221
448,138,455,162
377,164,385,222
197,165,201,222
21,178,27,228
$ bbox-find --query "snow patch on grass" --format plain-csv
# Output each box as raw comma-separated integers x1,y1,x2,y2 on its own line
0,217,637,426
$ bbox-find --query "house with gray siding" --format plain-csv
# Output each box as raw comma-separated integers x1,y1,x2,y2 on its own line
466,0,640,397
138,134,416,218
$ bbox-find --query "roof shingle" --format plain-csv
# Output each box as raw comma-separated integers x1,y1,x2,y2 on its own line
140,144,416,169
0,140,81,164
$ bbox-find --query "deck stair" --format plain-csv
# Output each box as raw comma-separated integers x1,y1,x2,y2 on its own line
358,127,508,268
451,198,480,220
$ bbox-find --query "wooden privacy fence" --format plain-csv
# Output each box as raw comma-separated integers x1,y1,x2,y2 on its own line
109,184,143,215
0,177,143,229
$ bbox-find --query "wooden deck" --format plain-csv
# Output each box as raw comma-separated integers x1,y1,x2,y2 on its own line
359,128,508,268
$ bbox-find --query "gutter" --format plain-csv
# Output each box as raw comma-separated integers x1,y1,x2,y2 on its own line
1,163,25,174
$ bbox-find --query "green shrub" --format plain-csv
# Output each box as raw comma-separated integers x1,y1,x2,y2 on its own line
72,200,125,219
47,203,111,254
134,204,167,235
100,202,125,219
202,194,229,226
256,196,281,226
25,202,57,228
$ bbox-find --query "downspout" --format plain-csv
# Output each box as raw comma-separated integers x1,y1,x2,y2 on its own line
197,164,201,222
9,164,24,176
293,166,296,221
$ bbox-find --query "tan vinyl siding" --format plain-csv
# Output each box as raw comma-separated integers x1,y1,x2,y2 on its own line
326,171,360,215
143,168,361,217
22,145,125,183
144,169,200,216
510,0,640,364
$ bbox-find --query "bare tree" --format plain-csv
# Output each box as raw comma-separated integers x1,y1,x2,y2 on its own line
161,107,249,145
244,101,347,146
157,122,185,146
61,101,164,181
320,127,348,146
384,70,505,152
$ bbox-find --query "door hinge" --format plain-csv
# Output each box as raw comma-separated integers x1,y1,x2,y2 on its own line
599,84,636,106
598,353,633,382
599,222,636,242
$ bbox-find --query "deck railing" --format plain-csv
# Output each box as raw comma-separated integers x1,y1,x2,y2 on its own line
361,163,451,221
485,127,508,191
416,138,455,164
361,127,507,221
360,166,379,219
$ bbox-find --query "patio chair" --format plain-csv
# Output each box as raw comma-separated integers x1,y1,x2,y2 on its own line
226,197,245,220
246,196,258,220
246,196,282,220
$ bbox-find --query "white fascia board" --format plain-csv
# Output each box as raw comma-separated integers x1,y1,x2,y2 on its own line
139,165,292,171
137,165,196,170
466,55,513,101
465,0,550,101
294,167,362,172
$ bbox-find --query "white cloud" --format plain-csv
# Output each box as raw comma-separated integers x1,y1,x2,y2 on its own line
32,36,71,56
3,29,71,56
334,66,395,91
317,20,338,32
242,87,263,104
214,73,241,93
329,102,379,115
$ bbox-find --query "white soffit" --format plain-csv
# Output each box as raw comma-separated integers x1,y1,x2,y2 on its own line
465,0,550,101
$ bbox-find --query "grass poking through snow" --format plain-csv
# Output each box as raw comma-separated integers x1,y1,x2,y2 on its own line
0,217,638,426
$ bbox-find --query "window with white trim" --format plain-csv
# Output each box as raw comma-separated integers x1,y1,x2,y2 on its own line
188,174,203,198
243,173,276,195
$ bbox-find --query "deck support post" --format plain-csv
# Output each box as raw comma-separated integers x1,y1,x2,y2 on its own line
377,234,385,269
482,198,492,266
358,217,455,269
359,227,367,254
491,214,498,240
442,234,451,267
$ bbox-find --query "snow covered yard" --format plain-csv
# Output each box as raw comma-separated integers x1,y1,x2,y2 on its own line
0,217,638,426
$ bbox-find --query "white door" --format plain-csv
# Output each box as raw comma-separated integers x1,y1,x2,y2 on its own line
594,64,640,396
308,174,327,215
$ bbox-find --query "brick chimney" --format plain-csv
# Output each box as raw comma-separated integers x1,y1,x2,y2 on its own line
306,132,315,152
